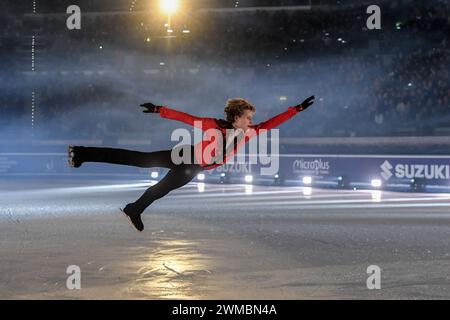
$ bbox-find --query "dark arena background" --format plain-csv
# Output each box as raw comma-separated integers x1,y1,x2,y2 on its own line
1,0,450,302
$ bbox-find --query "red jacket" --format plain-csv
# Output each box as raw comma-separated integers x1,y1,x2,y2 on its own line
159,106,299,170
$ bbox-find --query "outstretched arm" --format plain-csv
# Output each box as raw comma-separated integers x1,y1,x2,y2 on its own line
140,102,217,130
254,107,298,131
254,96,315,131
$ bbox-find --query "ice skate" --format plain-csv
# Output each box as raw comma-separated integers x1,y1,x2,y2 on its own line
121,204,144,232
68,145,83,168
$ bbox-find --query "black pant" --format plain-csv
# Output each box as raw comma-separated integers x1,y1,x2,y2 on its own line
79,145,203,214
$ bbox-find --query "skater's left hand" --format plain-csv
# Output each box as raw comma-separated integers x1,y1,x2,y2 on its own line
294,96,315,112
140,102,162,113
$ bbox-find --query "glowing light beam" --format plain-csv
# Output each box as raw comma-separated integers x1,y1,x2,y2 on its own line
160,0,179,14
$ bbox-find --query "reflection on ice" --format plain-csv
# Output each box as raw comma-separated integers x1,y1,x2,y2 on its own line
197,183,205,193
371,190,382,202
130,239,213,299
302,187,312,198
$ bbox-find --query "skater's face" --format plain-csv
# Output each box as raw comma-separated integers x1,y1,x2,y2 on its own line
233,109,254,131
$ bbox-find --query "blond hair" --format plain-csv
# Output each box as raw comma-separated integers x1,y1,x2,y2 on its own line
224,98,256,122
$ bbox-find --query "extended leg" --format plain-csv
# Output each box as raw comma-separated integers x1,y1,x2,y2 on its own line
68,146,177,169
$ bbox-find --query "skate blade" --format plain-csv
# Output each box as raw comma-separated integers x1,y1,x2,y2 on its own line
120,208,143,232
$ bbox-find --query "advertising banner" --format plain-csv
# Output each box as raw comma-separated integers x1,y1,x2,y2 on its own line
280,155,450,186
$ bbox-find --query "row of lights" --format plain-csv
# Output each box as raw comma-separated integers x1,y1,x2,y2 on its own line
193,173,385,187
196,172,385,189
176,172,246,182
163,23,190,34
150,171,253,183
150,171,425,192
196,173,254,184
31,91,35,128
302,175,383,188
151,169,388,189
200,174,426,192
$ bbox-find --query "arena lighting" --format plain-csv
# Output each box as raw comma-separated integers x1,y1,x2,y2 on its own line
219,172,228,184
274,174,283,186
160,0,179,14
197,173,205,181
150,171,159,179
302,176,312,185
274,174,280,184
410,178,426,192
337,175,350,189
244,175,253,183
371,179,382,188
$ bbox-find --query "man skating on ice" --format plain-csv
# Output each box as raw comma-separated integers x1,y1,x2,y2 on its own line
68,96,315,231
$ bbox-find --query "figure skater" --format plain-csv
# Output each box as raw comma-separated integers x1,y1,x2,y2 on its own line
68,96,314,231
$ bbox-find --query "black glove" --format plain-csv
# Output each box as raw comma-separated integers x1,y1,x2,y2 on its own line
294,96,315,112
140,102,162,113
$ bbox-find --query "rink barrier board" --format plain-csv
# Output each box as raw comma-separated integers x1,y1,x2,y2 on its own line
1,153,450,187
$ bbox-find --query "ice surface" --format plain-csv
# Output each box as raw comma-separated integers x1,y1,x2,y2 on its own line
1,178,450,299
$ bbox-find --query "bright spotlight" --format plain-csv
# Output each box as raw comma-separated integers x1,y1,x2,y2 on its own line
302,176,312,185
273,173,283,186
197,173,205,181
371,179,382,188
219,172,228,184
410,178,426,192
337,175,350,189
150,171,159,179
244,175,253,183
160,0,179,14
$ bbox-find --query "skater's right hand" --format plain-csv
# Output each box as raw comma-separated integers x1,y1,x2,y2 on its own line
140,102,162,113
